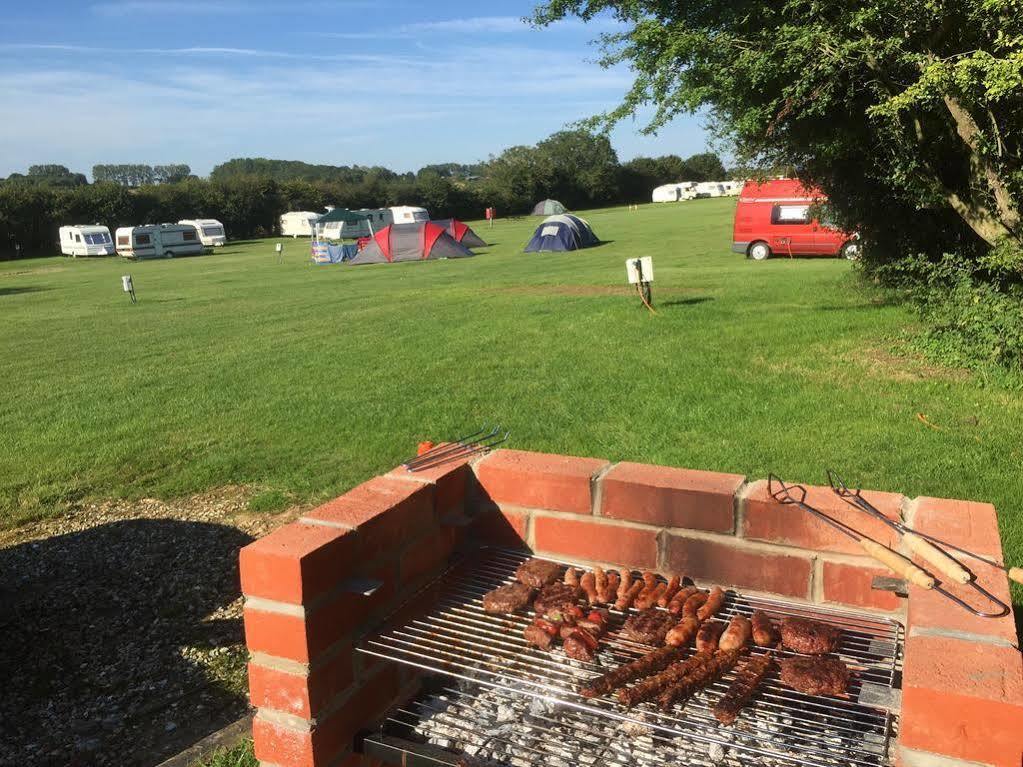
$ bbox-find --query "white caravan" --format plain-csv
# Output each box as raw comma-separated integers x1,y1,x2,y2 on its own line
316,206,431,240
115,223,205,259
280,211,321,237
721,180,745,196
389,206,429,224
179,219,226,246
59,225,115,257
651,183,697,203
695,181,727,198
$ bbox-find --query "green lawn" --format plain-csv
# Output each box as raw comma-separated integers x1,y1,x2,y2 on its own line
2,199,1021,577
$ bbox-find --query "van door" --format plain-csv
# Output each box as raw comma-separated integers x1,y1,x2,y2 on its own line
769,204,816,254
813,212,845,255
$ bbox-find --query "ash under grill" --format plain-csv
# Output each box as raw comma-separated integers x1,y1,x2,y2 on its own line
358,549,903,767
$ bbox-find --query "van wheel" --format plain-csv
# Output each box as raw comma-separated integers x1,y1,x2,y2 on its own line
841,241,860,260
748,241,771,261
166,252,174,258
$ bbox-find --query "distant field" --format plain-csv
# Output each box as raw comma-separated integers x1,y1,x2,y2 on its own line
2,198,1021,576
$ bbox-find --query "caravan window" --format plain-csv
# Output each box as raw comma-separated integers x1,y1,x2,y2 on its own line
183,230,197,241
75,234,81,242
202,226,223,236
118,235,130,246
771,204,811,224
84,233,110,245
135,233,151,245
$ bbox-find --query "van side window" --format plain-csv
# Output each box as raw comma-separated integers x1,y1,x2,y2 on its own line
75,234,81,242
771,204,811,224
183,230,197,241
136,234,151,245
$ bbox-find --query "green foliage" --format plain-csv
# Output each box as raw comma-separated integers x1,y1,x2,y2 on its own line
194,740,257,767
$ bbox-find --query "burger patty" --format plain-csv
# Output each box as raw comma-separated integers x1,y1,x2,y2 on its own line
533,582,583,617
778,656,850,696
780,616,842,655
621,608,675,645
482,582,535,614
516,558,563,588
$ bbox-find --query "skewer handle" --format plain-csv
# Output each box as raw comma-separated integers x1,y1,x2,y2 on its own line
1008,567,1023,585
902,532,971,584
859,539,936,589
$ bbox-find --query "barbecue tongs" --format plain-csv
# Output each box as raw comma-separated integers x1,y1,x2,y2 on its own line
768,474,1009,619
402,425,509,472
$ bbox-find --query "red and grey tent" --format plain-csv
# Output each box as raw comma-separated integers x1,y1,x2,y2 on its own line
432,219,487,248
347,222,475,265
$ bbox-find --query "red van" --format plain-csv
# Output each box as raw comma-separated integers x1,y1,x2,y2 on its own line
732,179,859,260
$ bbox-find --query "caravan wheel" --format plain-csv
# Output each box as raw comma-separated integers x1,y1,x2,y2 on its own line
748,241,771,261
165,251,174,258
841,241,861,260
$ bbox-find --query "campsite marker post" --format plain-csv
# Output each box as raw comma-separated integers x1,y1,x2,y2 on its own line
626,257,654,310
121,274,136,304
275,242,284,263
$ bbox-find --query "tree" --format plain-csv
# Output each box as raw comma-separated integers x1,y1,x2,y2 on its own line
533,0,1023,262
684,152,726,182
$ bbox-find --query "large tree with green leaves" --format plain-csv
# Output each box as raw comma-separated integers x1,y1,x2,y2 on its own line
533,1,1023,261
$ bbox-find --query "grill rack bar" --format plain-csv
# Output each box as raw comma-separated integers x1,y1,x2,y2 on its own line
358,548,902,767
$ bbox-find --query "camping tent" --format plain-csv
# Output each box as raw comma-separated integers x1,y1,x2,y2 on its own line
523,214,599,252
432,219,487,248
531,199,567,216
347,222,475,265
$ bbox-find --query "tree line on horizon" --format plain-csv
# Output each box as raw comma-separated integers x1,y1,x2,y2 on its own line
0,130,729,257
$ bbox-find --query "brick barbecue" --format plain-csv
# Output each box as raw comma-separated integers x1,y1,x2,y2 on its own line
239,449,1023,767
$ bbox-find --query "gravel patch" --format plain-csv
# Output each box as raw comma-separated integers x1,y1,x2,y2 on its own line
0,488,300,766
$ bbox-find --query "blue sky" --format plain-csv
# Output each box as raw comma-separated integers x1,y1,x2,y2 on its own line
0,0,710,178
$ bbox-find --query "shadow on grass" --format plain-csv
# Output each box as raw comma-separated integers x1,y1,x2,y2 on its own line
0,286,50,297
0,519,253,766
660,296,714,308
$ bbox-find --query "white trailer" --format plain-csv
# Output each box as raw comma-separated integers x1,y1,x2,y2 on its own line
651,183,697,203
280,211,321,238
115,223,205,259
317,206,430,240
178,218,226,246
389,205,429,224
59,225,115,257
695,181,727,198
721,180,745,196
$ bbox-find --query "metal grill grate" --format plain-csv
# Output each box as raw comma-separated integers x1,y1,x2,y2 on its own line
359,548,903,767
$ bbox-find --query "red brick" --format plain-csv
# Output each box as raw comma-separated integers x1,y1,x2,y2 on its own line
533,515,657,569
248,646,353,718
399,527,456,586
901,634,1023,767
470,506,529,548
244,561,396,663
664,534,813,598
253,666,400,767
240,522,358,604
601,462,742,532
304,477,435,560
907,554,1018,646
911,496,1004,557
387,445,471,515
742,479,902,555
475,449,608,514
821,560,902,612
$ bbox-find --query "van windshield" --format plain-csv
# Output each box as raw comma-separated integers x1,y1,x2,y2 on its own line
202,226,223,236
84,233,110,245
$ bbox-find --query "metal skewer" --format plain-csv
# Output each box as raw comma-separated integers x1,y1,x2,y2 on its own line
826,470,1011,618
403,426,509,472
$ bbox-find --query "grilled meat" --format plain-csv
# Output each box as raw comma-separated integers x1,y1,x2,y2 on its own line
713,652,775,724
616,650,713,706
564,627,601,661
615,579,644,611
697,586,726,621
696,620,726,652
719,615,752,652
658,575,682,607
580,571,599,604
564,567,580,587
780,616,842,655
594,567,608,601
516,558,563,588
634,573,660,609
668,586,698,615
665,616,700,647
622,608,675,645
580,646,684,698
778,656,850,696
617,570,633,600
533,582,582,617
482,582,535,614
682,591,709,619
524,618,558,650
658,650,741,710
751,610,779,647
603,571,621,604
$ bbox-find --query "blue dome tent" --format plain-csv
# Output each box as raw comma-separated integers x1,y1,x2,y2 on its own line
523,214,599,252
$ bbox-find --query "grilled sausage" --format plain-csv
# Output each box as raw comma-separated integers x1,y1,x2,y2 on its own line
617,570,633,601
634,572,660,609
682,591,709,619
615,579,644,611
751,610,779,647
605,571,621,605
719,615,752,652
697,586,726,621
594,567,609,602
668,586,699,616
564,567,580,587
696,620,727,652
664,616,700,647
658,575,681,607
580,571,599,604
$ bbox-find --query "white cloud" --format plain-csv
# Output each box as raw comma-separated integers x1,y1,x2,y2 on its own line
91,0,375,15
404,16,529,34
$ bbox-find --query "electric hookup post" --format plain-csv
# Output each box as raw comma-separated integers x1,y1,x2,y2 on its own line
626,257,654,310
121,274,136,304
275,242,284,263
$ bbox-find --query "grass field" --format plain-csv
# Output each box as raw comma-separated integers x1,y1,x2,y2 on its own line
2,199,1021,576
